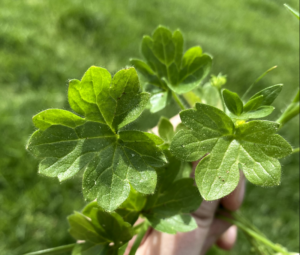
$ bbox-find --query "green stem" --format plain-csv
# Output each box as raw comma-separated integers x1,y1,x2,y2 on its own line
218,89,226,111
132,222,146,234
172,92,186,110
292,147,299,154
129,221,149,255
23,244,76,255
241,66,277,100
218,215,289,255
277,89,299,127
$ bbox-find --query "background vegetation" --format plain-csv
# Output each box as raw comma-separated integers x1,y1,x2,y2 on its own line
0,0,298,254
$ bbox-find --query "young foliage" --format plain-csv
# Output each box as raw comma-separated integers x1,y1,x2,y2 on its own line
186,74,225,110
68,204,132,255
222,89,244,116
142,124,201,234
170,103,292,200
158,117,175,143
130,26,212,112
225,84,282,121
26,66,167,212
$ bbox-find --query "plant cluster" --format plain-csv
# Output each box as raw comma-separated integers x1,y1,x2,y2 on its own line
25,23,299,255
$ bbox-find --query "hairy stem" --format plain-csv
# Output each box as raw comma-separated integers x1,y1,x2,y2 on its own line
172,92,186,110
218,89,226,111
129,221,149,255
24,244,76,255
241,66,277,100
277,89,299,127
218,214,290,255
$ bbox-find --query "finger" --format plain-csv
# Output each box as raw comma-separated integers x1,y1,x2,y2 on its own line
136,228,204,255
216,225,237,250
200,172,245,253
221,171,245,211
199,218,231,254
124,218,152,255
136,200,220,255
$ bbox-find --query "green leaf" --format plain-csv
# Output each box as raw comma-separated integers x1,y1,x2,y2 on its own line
143,151,202,233
149,90,172,113
236,121,292,159
82,129,166,211
146,214,197,234
222,89,243,115
27,66,167,211
170,103,234,161
135,26,212,97
116,186,147,225
176,48,212,94
158,117,175,142
72,242,108,255
33,109,86,131
118,243,129,255
130,59,163,88
284,3,300,20
152,26,176,66
141,35,168,82
249,84,283,106
170,103,292,200
173,29,184,69
118,130,164,145
68,207,133,245
232,106,275,120
68,211,109,244
182,91,202,107
98,68,151,132
243,95,264,112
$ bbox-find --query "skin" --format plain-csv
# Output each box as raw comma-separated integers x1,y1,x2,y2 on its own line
125,116,246,255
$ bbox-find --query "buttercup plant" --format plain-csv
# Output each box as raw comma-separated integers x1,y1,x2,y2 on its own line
25,24,298,255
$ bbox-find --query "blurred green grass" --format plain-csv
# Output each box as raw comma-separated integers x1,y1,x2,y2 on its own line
0,0,298,254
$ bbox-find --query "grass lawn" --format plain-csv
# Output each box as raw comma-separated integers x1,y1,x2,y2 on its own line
0,0,298,254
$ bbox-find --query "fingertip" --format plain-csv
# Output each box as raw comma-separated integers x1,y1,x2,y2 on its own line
221,171,245,211
216,225,237,250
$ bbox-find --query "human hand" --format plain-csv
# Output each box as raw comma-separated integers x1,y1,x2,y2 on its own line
126,115,245,255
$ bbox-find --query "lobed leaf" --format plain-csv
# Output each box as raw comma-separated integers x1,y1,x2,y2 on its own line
27,66,167,211
171,103,292,200
131,26,212,111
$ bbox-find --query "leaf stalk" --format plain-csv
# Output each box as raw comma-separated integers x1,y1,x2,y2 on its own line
242,66,277,100
129,221,150,255
277,89,299,127
23,243,76,255
218,214,290,255
172,92,186,110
